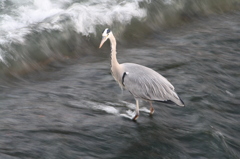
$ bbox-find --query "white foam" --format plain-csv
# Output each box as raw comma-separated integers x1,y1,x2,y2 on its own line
120,114,134,119
0,0,147,41
93,105,119,114
120,110,134,119
0,0,64,44
139,107,151,113
121,101,151,113
65,0,146,35
73,100,151,120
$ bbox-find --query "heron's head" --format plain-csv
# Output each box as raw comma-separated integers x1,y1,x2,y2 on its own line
99,28,112,48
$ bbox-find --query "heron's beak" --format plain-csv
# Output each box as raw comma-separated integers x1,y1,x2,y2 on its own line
99,36,108,48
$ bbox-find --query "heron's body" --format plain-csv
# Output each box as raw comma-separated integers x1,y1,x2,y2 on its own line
99,28,184,120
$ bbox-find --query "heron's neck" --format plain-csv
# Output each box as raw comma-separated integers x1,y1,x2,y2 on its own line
109,34,119,67
109,34,123,87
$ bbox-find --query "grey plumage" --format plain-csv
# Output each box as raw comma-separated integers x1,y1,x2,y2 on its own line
99,28,184,120
122,63,184,106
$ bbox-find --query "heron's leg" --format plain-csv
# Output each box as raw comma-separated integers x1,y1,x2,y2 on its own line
132,99,140,121
149,101,154,115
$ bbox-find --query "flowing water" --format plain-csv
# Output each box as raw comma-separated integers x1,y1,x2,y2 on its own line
0,0,240,158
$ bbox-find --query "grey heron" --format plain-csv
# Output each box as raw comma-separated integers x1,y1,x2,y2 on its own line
99,28,184,120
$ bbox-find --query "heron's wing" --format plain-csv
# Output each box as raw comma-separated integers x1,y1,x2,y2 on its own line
122,63,184,106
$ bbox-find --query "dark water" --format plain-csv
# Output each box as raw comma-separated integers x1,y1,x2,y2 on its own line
0,0,240,159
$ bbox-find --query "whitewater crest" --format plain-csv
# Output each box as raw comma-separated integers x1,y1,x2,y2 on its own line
0,0,238,76
0,0,146,44
0,0,147,74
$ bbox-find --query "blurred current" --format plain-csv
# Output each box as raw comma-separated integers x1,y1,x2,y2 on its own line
0,0,240,158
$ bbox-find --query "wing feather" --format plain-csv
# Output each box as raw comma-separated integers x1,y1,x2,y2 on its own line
122,63,184,106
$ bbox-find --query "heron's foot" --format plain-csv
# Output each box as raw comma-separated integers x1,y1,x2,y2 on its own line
132,114,139,121
150,107,155,115
123,110,138,121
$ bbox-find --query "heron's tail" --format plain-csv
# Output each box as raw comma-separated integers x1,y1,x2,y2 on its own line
171,92,185,107
178,97,185,107
172,96,185,107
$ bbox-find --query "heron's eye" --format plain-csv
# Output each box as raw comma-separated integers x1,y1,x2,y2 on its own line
107,29,110,34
